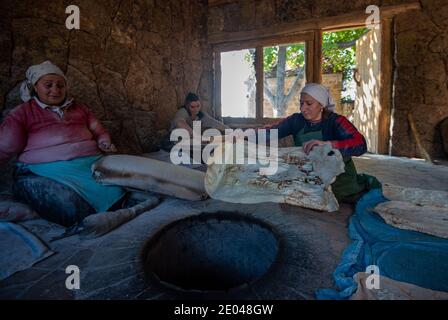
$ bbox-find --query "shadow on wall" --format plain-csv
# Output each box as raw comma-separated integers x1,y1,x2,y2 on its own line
438,117,448,159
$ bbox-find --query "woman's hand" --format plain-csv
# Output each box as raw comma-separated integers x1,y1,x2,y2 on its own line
302,140,331,155
98,141,117,153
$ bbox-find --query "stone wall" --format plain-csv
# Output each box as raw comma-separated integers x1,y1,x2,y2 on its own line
0,0,212,155
392,1,448,158
208,0,448,159
1,0,447,160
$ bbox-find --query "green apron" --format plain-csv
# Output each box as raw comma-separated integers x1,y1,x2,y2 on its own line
294,127,380,203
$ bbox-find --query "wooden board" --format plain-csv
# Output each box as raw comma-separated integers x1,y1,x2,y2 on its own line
208,3,421,44
208,0,238,7
378,18,393,155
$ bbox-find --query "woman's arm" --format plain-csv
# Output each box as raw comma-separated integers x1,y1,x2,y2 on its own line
328,115,367,157
171,108,194,135
202,113,229,133
257,113,301,143
175,119,194,135
80,104,116,152
0,110,27,162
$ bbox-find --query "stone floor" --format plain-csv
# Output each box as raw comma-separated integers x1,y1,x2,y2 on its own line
0,153,447,299
0,197,354,299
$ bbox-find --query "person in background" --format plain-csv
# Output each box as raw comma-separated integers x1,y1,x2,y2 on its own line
161,92,229,151
0,60,126,226
172,92,229,135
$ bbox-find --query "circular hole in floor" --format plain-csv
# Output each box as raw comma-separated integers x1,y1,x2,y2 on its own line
142,212,279,292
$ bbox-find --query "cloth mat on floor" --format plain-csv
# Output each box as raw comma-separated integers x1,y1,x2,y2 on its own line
0,222,54,280
316,188,448,299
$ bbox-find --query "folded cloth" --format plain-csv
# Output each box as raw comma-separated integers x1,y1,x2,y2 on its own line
18,155,125,213
0,222,54,280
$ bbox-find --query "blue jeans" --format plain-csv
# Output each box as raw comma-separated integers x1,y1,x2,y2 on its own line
13,166,96,227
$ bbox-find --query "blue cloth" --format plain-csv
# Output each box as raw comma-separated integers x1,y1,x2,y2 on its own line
19,156,125,213
0,222,54,280
316,188,448,299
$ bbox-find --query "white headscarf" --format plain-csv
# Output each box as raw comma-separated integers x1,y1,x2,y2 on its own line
19,60,67,102
301,83,335,112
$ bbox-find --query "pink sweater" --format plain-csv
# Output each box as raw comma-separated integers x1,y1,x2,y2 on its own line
0,99,111,164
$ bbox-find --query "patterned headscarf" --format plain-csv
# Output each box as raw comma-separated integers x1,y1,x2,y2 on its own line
19,60,67,102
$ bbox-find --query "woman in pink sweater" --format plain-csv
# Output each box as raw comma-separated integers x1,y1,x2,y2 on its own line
0,61,125,226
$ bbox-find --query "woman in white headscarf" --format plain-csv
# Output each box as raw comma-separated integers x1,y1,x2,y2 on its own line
0,60,126,226
262,83,381,203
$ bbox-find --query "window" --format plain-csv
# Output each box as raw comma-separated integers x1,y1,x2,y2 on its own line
262,43,306,118
221,49,256,118
215,33,314,125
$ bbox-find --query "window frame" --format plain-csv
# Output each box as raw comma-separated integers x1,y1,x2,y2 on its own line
213,32,317,127
210,2,421,153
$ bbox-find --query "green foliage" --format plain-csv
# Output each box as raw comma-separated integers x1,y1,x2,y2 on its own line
322,28,367,81
242,28,368,103
244,43,306,75
254,28,367,80
244,49,256,75
263,43,306,73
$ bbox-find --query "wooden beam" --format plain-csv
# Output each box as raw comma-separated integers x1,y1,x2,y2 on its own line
214,32,313,52
313,30,322,84
208,0,238,8
222,117,286,127
377,18,393,155
213,51,222,119
306,39,314,83
255,46,264,120
208,2,421,44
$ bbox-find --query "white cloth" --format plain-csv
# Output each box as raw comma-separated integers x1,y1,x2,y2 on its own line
301,83,335,111
19,60,67,102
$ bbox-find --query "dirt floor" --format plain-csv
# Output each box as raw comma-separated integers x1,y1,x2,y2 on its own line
0,153,447,299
